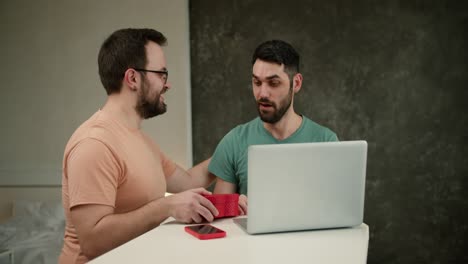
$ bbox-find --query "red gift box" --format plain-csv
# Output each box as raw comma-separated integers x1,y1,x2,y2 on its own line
202,194,240,218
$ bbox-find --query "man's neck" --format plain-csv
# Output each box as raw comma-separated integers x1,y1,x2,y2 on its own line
263,109,302,141
101,94,142,130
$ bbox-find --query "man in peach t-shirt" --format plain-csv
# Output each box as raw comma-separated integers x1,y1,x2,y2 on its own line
59,28,218,263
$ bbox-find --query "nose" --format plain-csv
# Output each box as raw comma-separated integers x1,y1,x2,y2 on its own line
164,81,171,91
257,83,269,99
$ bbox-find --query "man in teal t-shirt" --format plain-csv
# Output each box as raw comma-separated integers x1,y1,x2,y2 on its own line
208,40,338,214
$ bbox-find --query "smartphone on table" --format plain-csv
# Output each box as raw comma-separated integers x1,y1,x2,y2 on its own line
184,224,226,240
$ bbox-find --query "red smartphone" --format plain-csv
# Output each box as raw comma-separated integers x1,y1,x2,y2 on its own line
184,224,226,240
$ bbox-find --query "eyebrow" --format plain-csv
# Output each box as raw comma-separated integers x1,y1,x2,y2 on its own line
148,66,167,71
252,74,281,80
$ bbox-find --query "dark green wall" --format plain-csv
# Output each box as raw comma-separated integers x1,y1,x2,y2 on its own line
189,1,468,263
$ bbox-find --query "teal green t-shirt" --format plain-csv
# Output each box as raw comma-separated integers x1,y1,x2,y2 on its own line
208,116,338,195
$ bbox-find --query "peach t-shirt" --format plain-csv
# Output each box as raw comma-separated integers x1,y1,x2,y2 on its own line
59,110,176,263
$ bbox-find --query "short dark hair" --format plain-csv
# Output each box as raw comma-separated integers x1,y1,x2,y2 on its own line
252,40,300,76
98,28,167,94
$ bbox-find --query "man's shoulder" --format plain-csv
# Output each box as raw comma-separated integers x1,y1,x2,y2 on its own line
66,112,122,152
231,117,260,133
74,117,114,140
301,116,338,140
223,117,260,140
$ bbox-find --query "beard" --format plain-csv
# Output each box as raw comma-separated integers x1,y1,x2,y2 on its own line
256,85,293,124
135,79,167,119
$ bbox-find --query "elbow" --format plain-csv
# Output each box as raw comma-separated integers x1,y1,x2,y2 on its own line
205,173,217,188
79,236,105,260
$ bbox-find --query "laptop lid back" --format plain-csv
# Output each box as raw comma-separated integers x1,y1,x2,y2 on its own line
246,140,367,234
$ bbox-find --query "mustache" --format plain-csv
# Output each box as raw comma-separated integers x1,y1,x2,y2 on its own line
257,98,274,106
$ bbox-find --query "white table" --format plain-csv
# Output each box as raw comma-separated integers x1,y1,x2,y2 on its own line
91,217,369,264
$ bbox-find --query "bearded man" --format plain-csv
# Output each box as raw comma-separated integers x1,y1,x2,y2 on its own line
209,40,338,215
60,28,218,263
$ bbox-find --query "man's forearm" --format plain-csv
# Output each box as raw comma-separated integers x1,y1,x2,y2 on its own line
187,158,216,187
167,158,215,193
79,197,170,259
213,177,237,194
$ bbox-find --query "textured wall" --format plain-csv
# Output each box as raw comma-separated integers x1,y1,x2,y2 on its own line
190,1,468,263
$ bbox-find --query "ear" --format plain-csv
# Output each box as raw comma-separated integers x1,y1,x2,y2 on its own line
292,73,303,93
123,68,140,91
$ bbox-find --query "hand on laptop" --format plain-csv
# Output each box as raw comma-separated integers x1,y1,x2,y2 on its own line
238,194,248,215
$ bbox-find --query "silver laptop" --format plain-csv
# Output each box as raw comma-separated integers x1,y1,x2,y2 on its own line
234,140,367,234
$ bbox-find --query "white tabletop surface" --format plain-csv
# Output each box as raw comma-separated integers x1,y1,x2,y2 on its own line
91,217,369,264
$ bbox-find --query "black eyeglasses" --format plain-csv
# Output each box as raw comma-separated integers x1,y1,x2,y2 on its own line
134,68,169,84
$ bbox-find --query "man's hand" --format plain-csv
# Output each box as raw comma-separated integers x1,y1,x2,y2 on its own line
166,188,219,223
238,194,248,215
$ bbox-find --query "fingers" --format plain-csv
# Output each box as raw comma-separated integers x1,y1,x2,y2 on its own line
239,194,248,215
191,187,212,196
238,204,245,215
172,190,252,223
195,204,214,222
186,195,217,223
240,194,247,202
170,190,218,223
191,213,202,224
239,203,247,215
198,195,219,219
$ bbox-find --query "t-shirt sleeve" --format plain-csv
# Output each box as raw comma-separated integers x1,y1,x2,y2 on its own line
66,138,121,209
208,130,238,184
328,131,339,141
